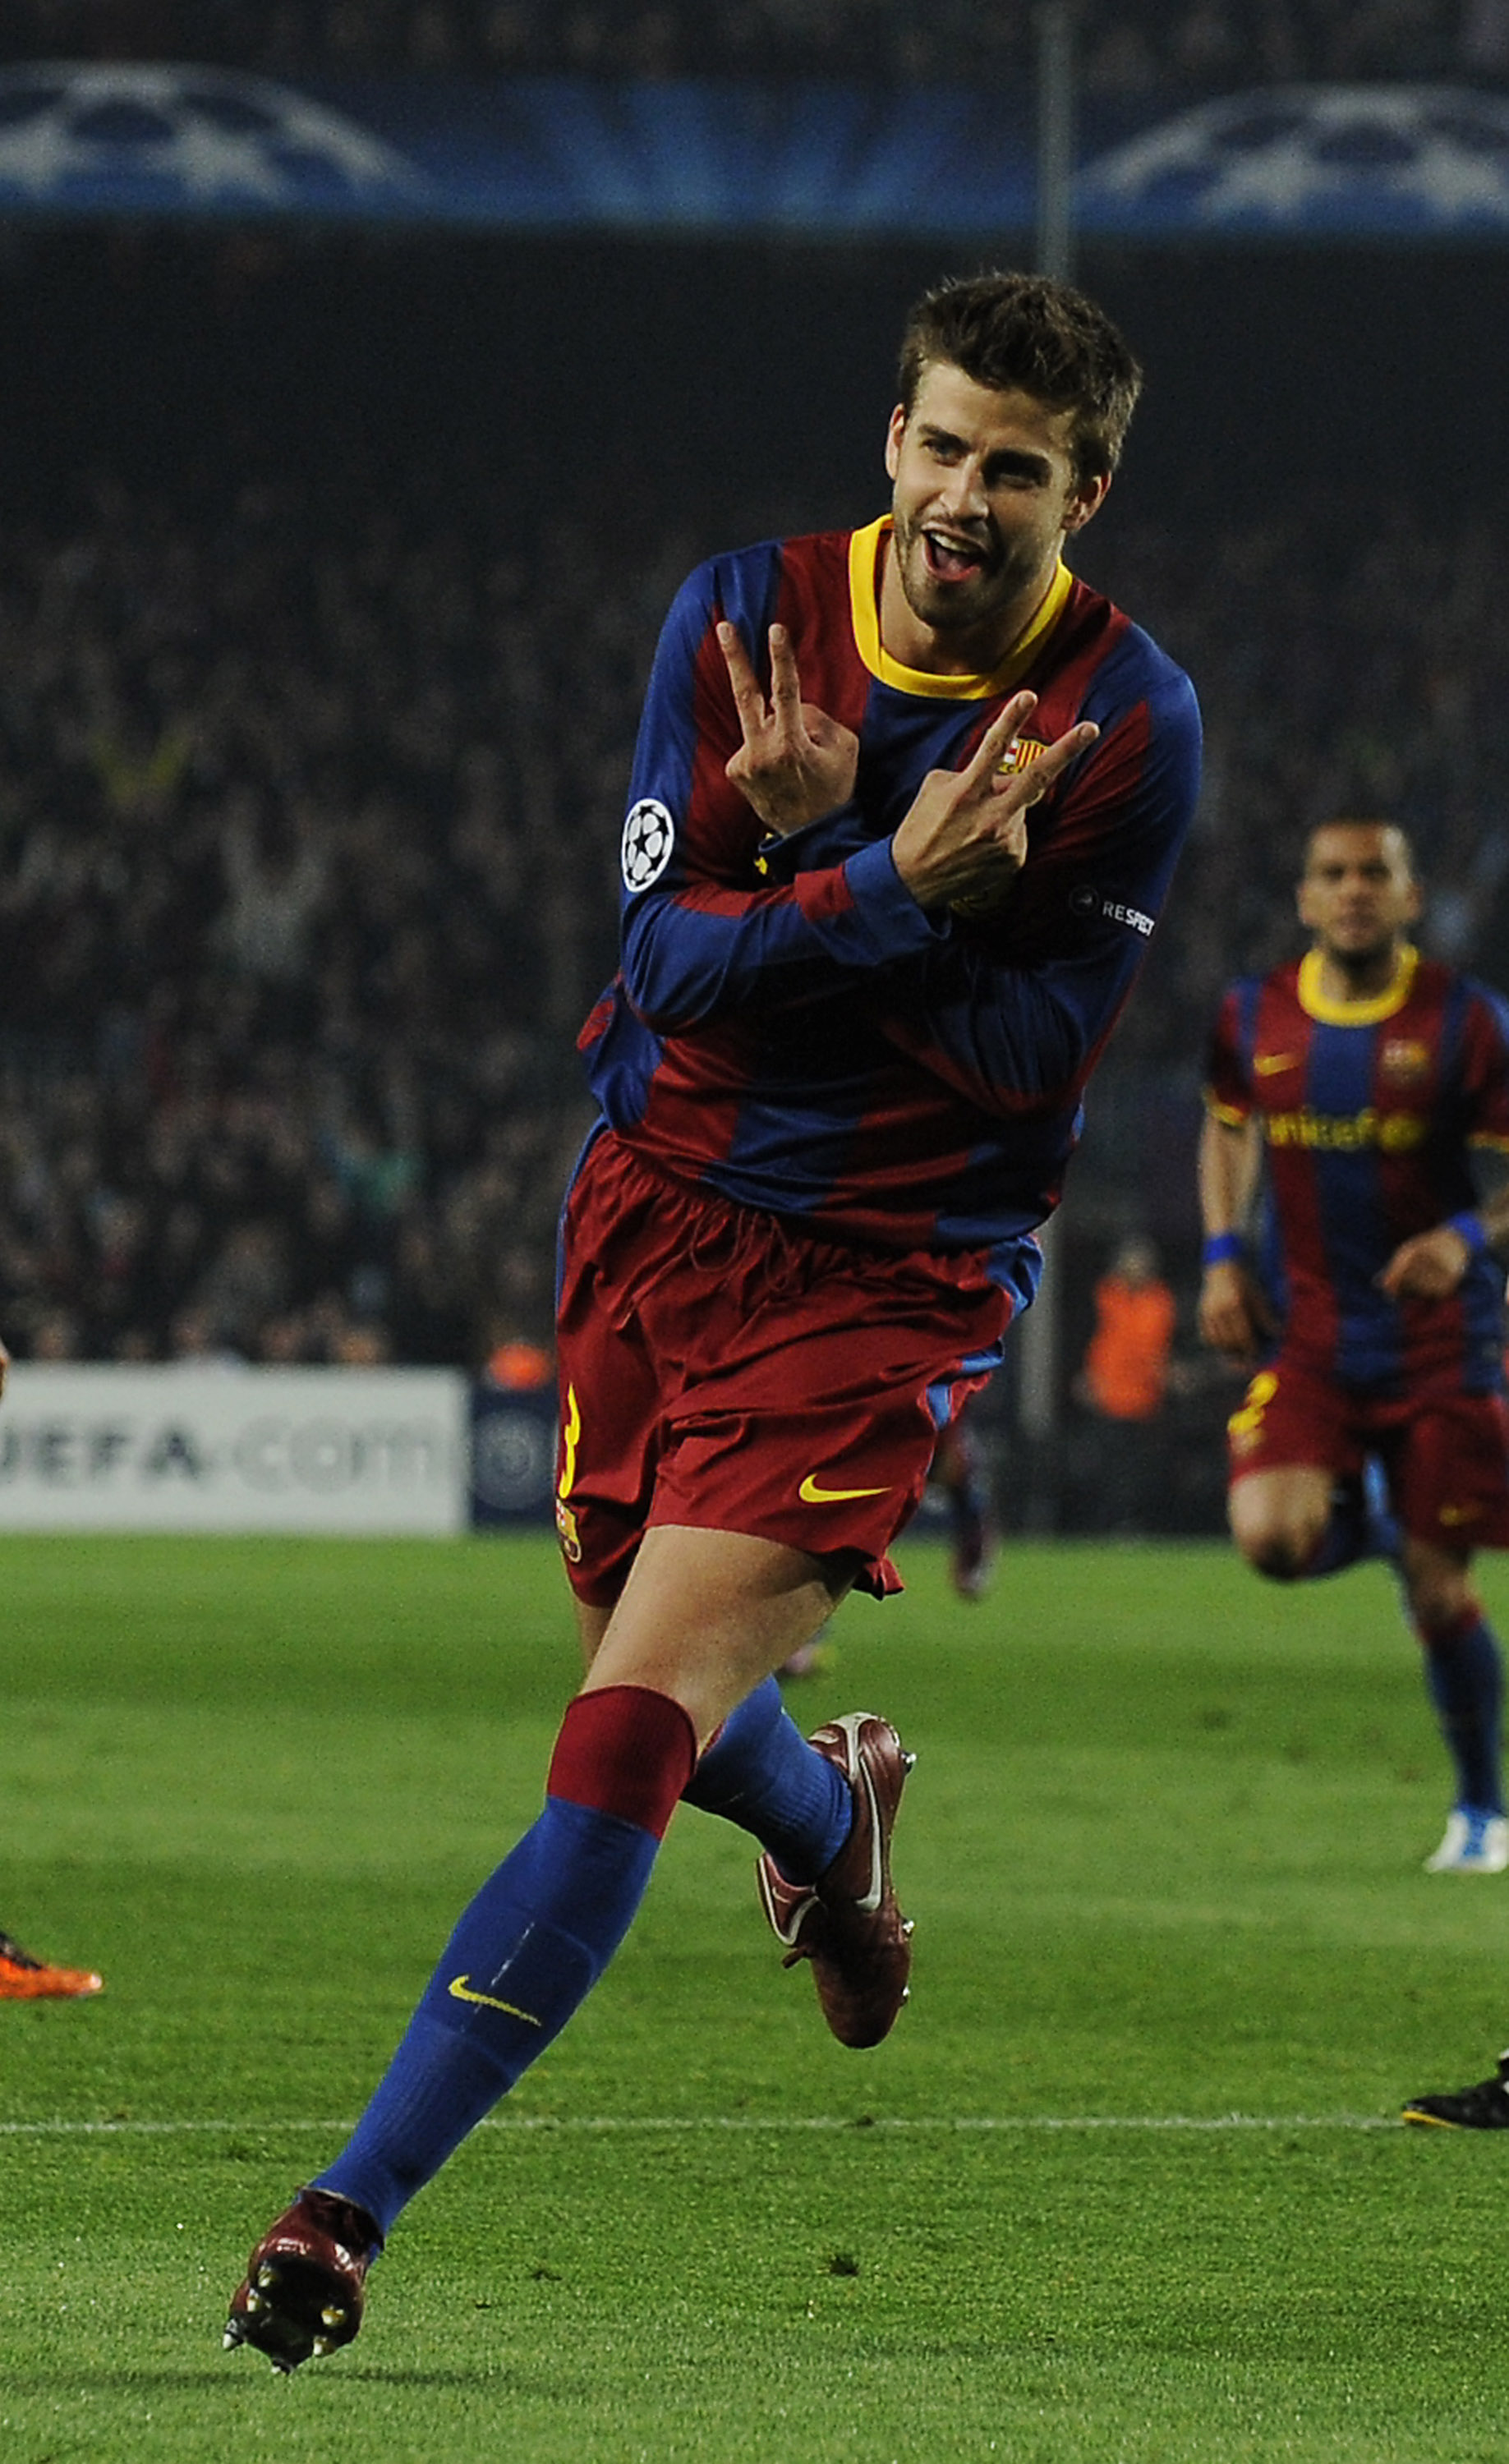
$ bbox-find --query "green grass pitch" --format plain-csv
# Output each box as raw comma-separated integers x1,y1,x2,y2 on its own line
5,1529,1509,2462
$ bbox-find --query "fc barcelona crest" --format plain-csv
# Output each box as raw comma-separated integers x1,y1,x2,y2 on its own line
996,736,1049,776
1380,1037,1431,1085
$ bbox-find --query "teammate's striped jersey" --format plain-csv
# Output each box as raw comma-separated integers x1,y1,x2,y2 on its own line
578,517,1201,1264
1206,945,1509,1391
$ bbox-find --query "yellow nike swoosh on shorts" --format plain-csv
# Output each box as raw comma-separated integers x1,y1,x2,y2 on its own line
1439,1503,1485,1526
448,1974,542,2025
1254,1052,1300,1075
798,1474,890,1505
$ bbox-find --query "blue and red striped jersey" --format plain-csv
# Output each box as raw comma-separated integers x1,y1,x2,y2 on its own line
1206,945,1509,1391
580,517,1201,1265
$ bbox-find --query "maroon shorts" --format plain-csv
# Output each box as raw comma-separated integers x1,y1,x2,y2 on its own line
1226,1353,1509,1551
554,1133,1018,1605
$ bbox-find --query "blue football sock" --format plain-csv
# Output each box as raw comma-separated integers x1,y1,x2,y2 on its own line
1308,1464,1398,1577
1360,1457,1401,1563
680,1675,852,1881
1422,1613,1505,1816
314,1802,660,2235
1307,1514,1364,1576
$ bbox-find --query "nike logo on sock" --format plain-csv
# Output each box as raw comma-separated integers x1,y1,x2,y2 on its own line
448,1974,542,2025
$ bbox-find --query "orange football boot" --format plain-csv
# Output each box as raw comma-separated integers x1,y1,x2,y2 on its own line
0,1928,104,1999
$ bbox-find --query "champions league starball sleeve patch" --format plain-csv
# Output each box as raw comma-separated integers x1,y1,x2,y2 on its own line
621,799,676,893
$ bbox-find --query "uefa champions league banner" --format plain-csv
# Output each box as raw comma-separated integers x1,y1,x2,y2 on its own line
0,1363,471,1535
3,64,1509,237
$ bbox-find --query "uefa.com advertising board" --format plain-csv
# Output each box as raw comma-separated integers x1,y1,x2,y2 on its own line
0,1366,558,1536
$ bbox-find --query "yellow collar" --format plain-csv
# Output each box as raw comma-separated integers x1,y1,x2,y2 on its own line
846,515,1074,700
1297,942,1419,1026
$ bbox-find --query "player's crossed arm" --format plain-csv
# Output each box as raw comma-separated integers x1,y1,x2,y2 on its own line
889,691,1098,915
717,631,1097,908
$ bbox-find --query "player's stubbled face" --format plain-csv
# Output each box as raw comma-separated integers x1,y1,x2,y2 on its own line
884,363,1098,657
1299,824,1420,965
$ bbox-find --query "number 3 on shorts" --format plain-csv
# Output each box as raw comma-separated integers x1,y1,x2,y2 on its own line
1227,1368,1278,1443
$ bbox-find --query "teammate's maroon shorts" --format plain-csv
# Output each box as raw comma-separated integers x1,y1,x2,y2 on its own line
1226,1352,1509,1551
554,1133,1021,1605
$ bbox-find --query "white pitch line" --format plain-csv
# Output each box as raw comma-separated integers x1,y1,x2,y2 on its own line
0,2112,1399,2138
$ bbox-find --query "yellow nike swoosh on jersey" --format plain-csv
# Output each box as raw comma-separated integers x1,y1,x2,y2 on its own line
798,1474,890,1504
1438,1504,1485,1526
448,1975,542,2024
1254,1052,1300,1075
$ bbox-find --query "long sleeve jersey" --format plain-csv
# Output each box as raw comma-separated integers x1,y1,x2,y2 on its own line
579,515,1202,1269
1206,945,1509,1392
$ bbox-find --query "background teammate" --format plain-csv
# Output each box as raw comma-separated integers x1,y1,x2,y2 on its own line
1199,819,1509,1871
225,269,1201,2370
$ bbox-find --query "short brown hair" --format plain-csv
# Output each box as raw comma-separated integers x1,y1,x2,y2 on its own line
1304,817,1417,876
897,269,1143,485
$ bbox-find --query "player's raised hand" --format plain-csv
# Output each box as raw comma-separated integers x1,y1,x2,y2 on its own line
718,621,859,839
890,691,1098,913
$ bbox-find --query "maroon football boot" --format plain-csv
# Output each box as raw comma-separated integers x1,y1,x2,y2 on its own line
223,2187,382,2372
757,1712,914,2048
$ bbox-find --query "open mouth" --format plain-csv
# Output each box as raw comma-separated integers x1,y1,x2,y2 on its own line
922,529,987,584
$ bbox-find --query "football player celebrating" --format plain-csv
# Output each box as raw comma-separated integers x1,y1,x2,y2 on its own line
1200,820,1509,1872
226,269,1200,2368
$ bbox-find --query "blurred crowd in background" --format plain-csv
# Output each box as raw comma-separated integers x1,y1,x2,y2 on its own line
0,460,675,1369
4,0,1509,95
